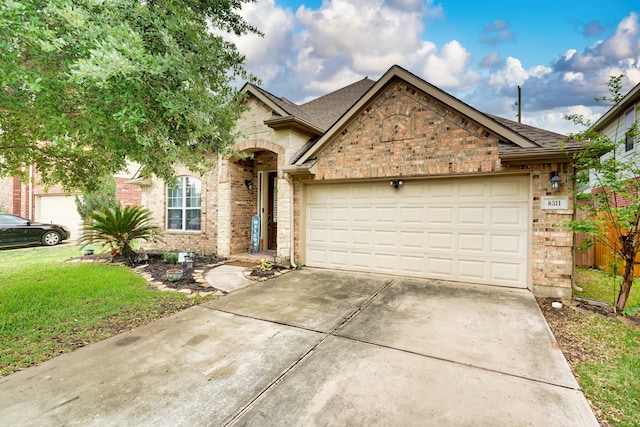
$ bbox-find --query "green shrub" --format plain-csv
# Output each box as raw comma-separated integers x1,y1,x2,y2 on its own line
79,205,162,265
163,252,179,264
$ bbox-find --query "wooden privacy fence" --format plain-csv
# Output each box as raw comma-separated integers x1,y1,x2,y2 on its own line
574,211,640,277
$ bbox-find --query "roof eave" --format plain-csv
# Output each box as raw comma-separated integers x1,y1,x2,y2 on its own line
593,82,640,131
499,149,579,164
282,159,318,176
264,116,324,136
241,84,290,117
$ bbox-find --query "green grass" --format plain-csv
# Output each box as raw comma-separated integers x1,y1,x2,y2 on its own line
574,267,640,309
559,310,640,426
0,244,204,377
566,268,640,426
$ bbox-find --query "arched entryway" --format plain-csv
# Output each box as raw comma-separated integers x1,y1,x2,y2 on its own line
228,149,279,256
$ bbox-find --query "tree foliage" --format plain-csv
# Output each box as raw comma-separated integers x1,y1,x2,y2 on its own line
0,0,258,192
565,75,640,312
75,176,119,221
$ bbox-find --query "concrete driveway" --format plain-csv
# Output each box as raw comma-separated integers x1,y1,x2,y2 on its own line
0,269,598,426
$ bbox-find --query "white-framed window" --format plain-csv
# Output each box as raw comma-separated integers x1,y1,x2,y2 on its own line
167,177,202,231
624,109,635,152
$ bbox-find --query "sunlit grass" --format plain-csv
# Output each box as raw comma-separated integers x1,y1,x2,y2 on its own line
559,310,640,426
574,267,640,308
0,244,203,376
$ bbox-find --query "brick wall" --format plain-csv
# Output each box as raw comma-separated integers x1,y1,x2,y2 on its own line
141,163,219,256
115,178,142,207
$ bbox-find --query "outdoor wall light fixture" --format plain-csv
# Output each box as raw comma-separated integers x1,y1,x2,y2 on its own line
549,171,561,191
390,179,403,189
244,179,253,191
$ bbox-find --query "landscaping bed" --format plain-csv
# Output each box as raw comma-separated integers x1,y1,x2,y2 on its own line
140,251,226,292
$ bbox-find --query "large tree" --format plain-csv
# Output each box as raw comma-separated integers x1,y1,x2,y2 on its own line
0,0,257,192
566,76,640,313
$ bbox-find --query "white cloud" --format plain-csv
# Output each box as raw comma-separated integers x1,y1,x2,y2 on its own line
420,40,481,89
488,57,551,87
227,3,639,134
598,12,639,59
225,0,296,84
562,72,584,83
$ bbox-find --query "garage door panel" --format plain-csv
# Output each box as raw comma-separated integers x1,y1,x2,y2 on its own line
400,184,427,199
491,234,526,256
330,207,349,222
308,206,327,222
307,227,328,243
374,230,397,248
458,259,487,280
427,232,455,251
458,234,486,252
307,248,328,265
427,207,455,225
351,229,371,246
458,207,488,226
400,206,423,224
352,206,374,220
427,257,455,276
490,262,524,284
305,176,529,288
490,178,529,201
428,181,455,199
329,229,348,244
374,253,398,272
375,207,397,223
399,256,425,274
457,181,488,198
399,231,424,249
329,250,349,267
491,206,527,227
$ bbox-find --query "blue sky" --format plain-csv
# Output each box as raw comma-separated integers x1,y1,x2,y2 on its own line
226,0,639,133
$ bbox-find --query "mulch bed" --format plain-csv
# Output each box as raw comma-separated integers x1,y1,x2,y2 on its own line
537,297,639,365
73,251,227,293
141,252,226,292
248,265,287,278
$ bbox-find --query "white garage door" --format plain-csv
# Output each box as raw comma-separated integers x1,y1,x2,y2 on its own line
36,195,83,241
305,175,529,287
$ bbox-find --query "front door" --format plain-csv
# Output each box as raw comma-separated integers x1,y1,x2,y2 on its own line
267,172,277,250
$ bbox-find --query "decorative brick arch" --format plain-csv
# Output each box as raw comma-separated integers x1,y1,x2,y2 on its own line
235,139,287,172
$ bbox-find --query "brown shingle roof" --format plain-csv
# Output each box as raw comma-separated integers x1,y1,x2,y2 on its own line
489,115,583,159
246,66,583,164
298,78,376,130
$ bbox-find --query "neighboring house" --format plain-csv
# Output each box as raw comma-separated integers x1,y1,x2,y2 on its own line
591,81,640,190
140,65,584,298
0,165,142,241
581,81,640,274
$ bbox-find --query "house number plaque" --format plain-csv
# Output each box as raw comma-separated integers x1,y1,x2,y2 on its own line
541,197,569,210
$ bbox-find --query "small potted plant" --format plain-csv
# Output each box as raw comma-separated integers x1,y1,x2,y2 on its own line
166,268,184,282
164,252,183,281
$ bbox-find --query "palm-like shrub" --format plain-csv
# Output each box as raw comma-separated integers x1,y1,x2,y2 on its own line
80,205,162,265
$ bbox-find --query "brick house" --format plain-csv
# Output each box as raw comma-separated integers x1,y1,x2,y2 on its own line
140,65,583,297
0,166,142,241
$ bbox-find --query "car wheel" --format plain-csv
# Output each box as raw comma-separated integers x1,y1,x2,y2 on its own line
42,231,61,246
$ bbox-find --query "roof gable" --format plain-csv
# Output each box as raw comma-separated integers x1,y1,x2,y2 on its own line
593,81,640,131
293,65,557,166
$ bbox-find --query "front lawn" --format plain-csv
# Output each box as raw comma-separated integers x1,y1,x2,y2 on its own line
0,245,205,377
574,267,640,309
540,267,640,427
